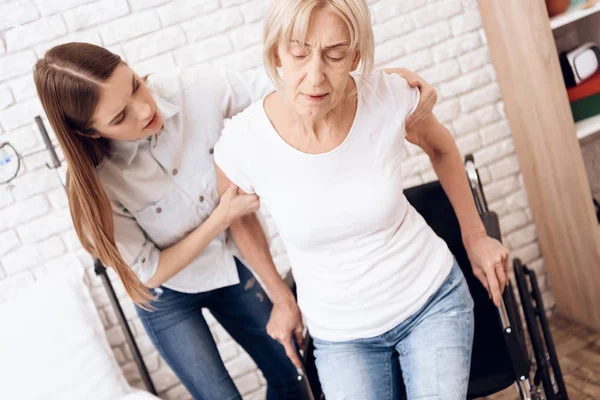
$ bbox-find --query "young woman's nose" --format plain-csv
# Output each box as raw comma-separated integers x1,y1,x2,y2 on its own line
132,100,153,122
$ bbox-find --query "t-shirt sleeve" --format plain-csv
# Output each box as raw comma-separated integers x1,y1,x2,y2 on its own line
213,118,255,194
384,72,421,123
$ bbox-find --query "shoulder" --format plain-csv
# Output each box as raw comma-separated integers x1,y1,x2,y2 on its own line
359,70,419,120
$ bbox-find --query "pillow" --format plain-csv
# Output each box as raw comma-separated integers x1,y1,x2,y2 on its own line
0,264,131,400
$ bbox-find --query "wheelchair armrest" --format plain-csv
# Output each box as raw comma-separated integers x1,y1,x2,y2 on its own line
482,210,502,243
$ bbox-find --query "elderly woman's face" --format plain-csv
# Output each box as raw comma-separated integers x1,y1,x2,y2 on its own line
277,8,360,119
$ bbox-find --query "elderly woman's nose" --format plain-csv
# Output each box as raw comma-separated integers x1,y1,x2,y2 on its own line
307,55,326,86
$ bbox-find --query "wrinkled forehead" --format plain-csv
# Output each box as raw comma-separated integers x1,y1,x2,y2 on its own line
285,7,354,49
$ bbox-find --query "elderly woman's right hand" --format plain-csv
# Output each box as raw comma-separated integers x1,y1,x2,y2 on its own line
267,298,305,370
216,184,260,227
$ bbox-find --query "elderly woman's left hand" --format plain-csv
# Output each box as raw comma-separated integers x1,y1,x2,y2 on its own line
383,67,437,129
464,234,510,308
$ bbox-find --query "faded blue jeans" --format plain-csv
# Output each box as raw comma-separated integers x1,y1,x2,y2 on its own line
313,261,475,400
135,258,302,400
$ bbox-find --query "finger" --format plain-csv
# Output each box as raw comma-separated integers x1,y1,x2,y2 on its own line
473,268,491,298
484,266,502,307
503,253,510,287
281,337,303,369
494,262,507,294
294,326,304,349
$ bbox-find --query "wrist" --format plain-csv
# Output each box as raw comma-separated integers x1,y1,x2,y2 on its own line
210,206,230,231
462,229,487,250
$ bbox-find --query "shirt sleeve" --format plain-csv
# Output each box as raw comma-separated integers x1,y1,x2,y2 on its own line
385,72,421,123
111,201,161,284
213,117,256,194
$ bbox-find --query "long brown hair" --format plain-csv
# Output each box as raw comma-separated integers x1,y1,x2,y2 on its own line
34,42,153,306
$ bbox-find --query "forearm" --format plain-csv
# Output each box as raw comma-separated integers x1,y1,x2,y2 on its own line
145,213,227,288
427,127,487,246
229,213,294,304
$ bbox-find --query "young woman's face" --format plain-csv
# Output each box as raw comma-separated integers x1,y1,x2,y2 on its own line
276,8,360,120
92,64,163,141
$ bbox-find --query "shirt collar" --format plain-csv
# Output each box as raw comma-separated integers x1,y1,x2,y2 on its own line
110,96,180,165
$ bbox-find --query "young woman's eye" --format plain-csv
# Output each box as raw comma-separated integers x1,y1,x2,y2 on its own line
133,80,141,93
116,111,127,125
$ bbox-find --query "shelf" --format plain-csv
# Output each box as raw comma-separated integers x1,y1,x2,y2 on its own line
550,1,600,30
576,114,600,140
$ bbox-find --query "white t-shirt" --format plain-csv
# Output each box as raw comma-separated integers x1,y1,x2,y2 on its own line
214,70,454,342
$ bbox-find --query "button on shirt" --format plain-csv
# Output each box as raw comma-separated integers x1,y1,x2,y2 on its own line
96,67,274,293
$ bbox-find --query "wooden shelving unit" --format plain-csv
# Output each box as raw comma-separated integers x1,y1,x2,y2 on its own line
478,0,600,332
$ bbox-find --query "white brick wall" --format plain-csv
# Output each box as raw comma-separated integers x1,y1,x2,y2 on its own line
0,1,553,399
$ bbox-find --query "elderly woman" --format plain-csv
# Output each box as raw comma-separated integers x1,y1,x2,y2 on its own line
214,0,509,398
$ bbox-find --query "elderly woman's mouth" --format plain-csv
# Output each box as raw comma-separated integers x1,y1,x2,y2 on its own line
304,93,329,102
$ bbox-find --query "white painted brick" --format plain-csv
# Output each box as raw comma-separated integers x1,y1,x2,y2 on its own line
257,372,266,385
478,166,492,185
0,194,50,231
0,185,14,208
106,325,126,346
375,38,406,66
432,31,480,63
122,27,186,63
373,15,414,44
63,0,129,32
240,0,269,23
433,99,460,123
489,154,520,180
0,50,37,81
481,120,511,145
404,174,424,189
0,0,39,31
129,0,171,11
1,236,65,275
500,211,528,234
411,0,462,28
461,0,479,9
505,189,529,210
211,44,263,71
163,384,191,400
475,104,501,126
202,308,218,326
456,132,482,156
420,59,461,86
0,98,44,131
174,37,233,67
403,22,452,54
11,168,61,200
221,0,246,5
0,86,13,110
235,372,260,396
451,10,481,36
473,138,514,167
452,114,479,137
8,75,37,102
484,175,520,203
6,15,67,52
230,22,262,50
246,387,267,400
225,353,257,379
421,169,437,183
23,151,53,172
123,333,155,357
218,341,239,362
459,47,490,73
157,0,220,27
0,271,35,303
479,27,488,45
389,48,434,71
507,225,538,251
0,230,19,257
131,53,177,77
33,0,96,16
2,124,40,153
372,0,427,23
212,322,234,343
61,229,81,251
460,83,501,113
112,346,127,364
100,11,162,46
440,68,492,98
35,30,103,58
17,208,72,243
183,8,243,43
47,187,69,209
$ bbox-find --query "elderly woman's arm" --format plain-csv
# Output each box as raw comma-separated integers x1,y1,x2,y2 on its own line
215,165,305,370
406,114,510,307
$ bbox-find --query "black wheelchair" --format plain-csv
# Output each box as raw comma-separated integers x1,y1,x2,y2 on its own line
292,155,569,400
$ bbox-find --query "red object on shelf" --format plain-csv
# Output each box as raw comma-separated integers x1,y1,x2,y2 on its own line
567,71,600,102
545,0,570,17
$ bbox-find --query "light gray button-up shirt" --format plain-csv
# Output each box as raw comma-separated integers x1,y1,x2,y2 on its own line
96,67,274,293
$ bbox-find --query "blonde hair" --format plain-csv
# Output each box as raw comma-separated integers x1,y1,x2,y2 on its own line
34,43,154,307
263,0,374,86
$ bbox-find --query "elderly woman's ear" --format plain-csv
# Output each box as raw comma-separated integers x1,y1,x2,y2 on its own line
383,67,438,129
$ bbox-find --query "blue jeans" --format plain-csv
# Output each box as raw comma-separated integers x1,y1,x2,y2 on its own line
313,261,475,400
135,258,302,400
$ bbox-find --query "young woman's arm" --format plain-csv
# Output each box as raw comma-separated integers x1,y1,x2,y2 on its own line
406,114,510,307
215,164,305,370
113,186,259,289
